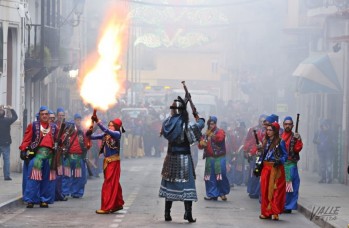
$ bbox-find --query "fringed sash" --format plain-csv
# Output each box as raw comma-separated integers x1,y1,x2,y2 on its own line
30,147,56,181
284,161,296,192
64,154,83,178
204,156,224,181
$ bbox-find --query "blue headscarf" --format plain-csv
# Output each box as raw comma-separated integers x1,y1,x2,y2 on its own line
74,113,82,119
39,106,48,112
209,116,218,124
57,107,65,114
270,114,279,123
283,116,293,123
265,115,276,123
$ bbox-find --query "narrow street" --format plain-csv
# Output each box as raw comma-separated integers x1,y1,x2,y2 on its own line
0,156,317,227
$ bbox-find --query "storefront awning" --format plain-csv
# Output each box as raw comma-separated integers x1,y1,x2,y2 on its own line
293,53,342,94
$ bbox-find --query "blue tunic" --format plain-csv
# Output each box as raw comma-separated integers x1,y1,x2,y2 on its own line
159,115,204,201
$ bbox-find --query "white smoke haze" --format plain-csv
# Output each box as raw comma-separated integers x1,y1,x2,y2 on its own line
78,0,348,182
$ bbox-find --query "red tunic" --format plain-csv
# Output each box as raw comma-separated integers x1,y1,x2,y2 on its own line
281,131,303,159
19,122,54,151
243,126,265,156
198,127,226,157
68,129,90,154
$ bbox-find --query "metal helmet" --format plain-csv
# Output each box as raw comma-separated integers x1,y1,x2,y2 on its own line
170,96,186,115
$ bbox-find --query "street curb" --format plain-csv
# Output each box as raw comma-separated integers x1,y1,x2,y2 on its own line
0,196,23,212
297,199,342,228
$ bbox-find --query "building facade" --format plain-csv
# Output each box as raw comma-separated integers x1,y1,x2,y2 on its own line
287,0,349,184
0,0,86,173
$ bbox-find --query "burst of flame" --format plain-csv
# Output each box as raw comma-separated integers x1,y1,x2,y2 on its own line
79,3,129,111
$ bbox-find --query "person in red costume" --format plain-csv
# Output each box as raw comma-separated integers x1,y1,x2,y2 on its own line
62,113,91,199
19,106,58,208
281,116,303,213
257,122,288,221
86,114,125,214
199,116,230,201
243,114,266,199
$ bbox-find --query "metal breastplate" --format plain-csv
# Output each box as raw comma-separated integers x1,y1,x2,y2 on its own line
185,122,202,146
161,154,191,182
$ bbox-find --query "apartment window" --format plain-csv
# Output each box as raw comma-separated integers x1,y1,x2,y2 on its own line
0,23,3,73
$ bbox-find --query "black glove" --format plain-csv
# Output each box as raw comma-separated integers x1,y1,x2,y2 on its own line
20,151,27,160
273,160,282,168
85,129,93,137
91,115,99,123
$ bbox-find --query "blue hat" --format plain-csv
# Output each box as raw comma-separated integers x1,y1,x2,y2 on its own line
209,116,218,124
39,106,48,112
270,114,279,123
74,113,82,119
283,116,293,123
265,115,276,123
35,112,39,120
48,110,54,115
259,114,267,120
57,107,65,113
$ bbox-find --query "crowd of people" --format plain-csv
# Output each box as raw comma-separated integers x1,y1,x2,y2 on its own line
0,94,342,222
158,96,304,222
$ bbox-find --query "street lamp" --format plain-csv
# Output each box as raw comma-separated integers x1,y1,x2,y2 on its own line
69,69,79,78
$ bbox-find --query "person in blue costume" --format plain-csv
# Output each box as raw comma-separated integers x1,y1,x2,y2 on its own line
19,106,58,208
281,116,303,213
159,96,205,223
62,114,90,199
54,107,68,201
243,114,266,199
199,116,230,201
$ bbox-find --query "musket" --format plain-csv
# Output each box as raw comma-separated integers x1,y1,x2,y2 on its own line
51,118,66,170
181,81,199,119
295,113,300,133
253,129,259,145
252,128,263,176
83,109,98,176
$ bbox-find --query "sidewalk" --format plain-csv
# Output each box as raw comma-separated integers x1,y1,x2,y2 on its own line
0,170,349,227
0,172,24,212
297,170,349,228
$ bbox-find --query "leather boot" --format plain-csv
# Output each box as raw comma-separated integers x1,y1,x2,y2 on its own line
184,201,196,223
165,200,172,221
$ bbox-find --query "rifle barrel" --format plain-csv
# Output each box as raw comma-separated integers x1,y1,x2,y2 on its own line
295,113,300,133
253,129,259,145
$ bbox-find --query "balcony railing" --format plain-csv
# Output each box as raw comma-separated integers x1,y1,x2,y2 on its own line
25,24,60,68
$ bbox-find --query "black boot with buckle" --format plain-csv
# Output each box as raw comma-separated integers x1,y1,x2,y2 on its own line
184,201,196,223
165,200,172,221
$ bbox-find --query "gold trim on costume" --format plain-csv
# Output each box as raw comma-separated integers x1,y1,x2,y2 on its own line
103,154,120,170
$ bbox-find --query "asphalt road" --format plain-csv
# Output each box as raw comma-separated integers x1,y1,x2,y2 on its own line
0,156,319,228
